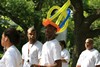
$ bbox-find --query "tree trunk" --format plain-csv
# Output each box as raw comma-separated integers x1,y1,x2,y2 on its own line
70,0,86,66
71,28,87,67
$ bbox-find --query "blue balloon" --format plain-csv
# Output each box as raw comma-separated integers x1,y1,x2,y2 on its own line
59,8,71,28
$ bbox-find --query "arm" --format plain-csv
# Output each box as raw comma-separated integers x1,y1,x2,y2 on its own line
95,51,100,67
31,63,57,67
61,49,70,63
0,59,6,67
61,57,67,63
76,52,83,67
5,54,16,67
22,59,24,65
96,65,100,67
55,59,62,67
76,65,81,67
52,41,62,67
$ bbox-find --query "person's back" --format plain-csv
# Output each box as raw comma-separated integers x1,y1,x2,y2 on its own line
0,27,22,67
1,45,22,67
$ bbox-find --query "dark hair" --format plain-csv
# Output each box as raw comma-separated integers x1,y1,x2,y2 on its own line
27,26,36,32
3,27,20,45
59,40,66,48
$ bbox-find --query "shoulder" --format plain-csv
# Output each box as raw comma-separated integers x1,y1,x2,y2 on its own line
92,49,99,55
36,41,43,45
63,49,69,53
4,46,16,58
81,50,87,53
79,50,87,56
34,41,43,49
93,49,99,53
51,39,61,50
35,41,42,47
22,42,28,49
50,39,60,46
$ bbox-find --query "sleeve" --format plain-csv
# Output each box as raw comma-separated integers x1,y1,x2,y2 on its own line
53,42,61,61
94,52,100,65
38,43,43,60
5,53,16,67
76,53,83,65
0,58,6,67
22,46,25,60
63,50,70,63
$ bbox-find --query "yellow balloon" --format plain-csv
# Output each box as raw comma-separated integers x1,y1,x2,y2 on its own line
56,10,67,25
47,6,67,25
45,0,71,34
50,0,71,20
47,6,60,19
57,20,69,34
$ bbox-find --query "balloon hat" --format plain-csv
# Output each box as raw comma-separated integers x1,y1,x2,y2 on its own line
42,0,71,34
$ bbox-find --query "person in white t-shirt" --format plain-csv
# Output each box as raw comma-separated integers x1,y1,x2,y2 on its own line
59,40,70,67
38,24,62,67
0,27,22,67
22,26,42,67
76,38,100,67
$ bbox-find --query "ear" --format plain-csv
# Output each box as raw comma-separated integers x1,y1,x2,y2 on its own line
4,37,8,42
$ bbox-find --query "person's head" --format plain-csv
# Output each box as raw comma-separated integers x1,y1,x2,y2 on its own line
59,40,66,50
85,38,93,50
27,26,36,43
45,24,57,41
1,27,20,48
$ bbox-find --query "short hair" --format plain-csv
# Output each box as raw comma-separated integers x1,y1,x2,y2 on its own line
46,24,57,32
3,27,20,45
86,38,93,44
59,40,66,48
27,26,36,32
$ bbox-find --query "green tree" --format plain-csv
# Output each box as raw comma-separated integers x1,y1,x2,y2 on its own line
70,0,100,66
0,0,100,67
0,0,69,41
0,0,35,32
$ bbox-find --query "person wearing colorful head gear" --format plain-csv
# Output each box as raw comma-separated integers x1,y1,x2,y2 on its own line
39,20,62,67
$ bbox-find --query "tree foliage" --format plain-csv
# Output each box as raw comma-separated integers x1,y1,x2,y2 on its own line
0,0,100,67
0,0,35,31
70,0,100,66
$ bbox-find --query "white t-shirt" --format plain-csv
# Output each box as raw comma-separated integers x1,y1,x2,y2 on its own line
76,49,100,67
0,45,22,67
39,39,61,65
22,41,42,67
61,49,70,67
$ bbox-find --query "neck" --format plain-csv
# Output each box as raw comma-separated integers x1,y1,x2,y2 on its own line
5,42,13,50
47,36,55,41
47,38,55,41
87,47,93,50
29,39,36,44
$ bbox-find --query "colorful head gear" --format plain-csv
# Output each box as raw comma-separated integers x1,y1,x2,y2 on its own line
42,0,71,34
42,19,60,32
